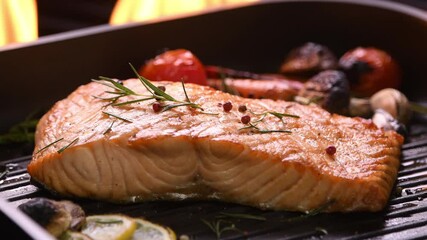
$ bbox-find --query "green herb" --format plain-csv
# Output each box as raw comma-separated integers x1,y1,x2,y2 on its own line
409,102,427,115
201,219,241,239
283,200,335,222
218,212,266,221
0,118,39,145
102,111,133,123
251,110,300,122
34,138,64,154
103,121,115,135
93,64,208,114
201,212,265,239
57,138,79,153
0,169,8,180
239,122,292,134
93,219,124,225
217,68,240,96
239,110,299,134
130,63,205,111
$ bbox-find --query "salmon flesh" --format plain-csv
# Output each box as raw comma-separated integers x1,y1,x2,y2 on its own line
28,79,403,212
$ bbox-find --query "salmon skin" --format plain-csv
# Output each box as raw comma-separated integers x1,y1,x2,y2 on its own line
28,79,403,212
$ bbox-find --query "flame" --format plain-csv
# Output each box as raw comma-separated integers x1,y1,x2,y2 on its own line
0,0,256,47
110,0,257,25
0,0,38,46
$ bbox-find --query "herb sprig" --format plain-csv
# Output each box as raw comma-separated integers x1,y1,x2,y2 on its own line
239,110,299,133
201,212,265,239
93,63,206,114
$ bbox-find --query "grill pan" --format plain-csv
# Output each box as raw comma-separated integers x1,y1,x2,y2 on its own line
1,0,427,239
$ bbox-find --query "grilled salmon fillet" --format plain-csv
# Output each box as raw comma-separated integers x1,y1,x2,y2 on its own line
28,78,403,212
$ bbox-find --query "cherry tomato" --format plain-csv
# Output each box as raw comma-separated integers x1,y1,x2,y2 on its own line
139,49,208,86
339,47,402,97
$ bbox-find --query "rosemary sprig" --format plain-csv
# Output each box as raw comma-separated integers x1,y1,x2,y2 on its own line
93,219,123,224
0,169,8,180
218,212,266,221
93,64,206,113
34,138,64,154
201,212,265,239
92,77,154,106
239,122,292,134
57,138,79,153
201,219,241,239
102,111,132,123
283,200,335,222
239,109,299,134
103,121,115,135
251,110,300,122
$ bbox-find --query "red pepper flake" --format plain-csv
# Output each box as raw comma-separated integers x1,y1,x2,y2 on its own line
223,101,233,112
241,115,251,124
152,102,163,112
326,146,336,155
238,104,247,113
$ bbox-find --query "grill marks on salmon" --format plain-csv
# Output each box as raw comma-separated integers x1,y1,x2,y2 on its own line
28,79,403,212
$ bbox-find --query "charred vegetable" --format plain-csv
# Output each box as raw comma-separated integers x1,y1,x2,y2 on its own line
18,197,86,237
296,70,351,115
339,47,402,97
279,42,338,78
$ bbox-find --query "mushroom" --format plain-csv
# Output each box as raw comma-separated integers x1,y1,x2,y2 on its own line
372,109,407,137
18,197,86,237
280,42,338,78
349,88,412,124
296,70,351,115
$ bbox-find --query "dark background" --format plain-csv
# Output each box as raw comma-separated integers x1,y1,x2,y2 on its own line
36,0,427,37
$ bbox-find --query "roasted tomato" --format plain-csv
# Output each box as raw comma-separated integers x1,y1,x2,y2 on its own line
139,49,208,86
339,47,402,97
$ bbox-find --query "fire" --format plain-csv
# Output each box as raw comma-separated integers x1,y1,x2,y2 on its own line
0,0,38,46
110,0,257,25
0,0,256,47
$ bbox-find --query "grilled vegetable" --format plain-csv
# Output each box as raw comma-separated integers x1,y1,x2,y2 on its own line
279,42,338,78
18,197,86,237
139,49,208,86
339,47,402,97
296,70,350,115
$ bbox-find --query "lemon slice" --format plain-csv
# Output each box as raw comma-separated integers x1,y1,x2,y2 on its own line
131,218,176,240
59,231,92,240
81,214,137,240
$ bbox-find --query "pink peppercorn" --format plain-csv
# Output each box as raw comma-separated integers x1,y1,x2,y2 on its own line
238,105,247,113
241,115,251,124
223,101,233,112
326,146,336,155
152,102,163,112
